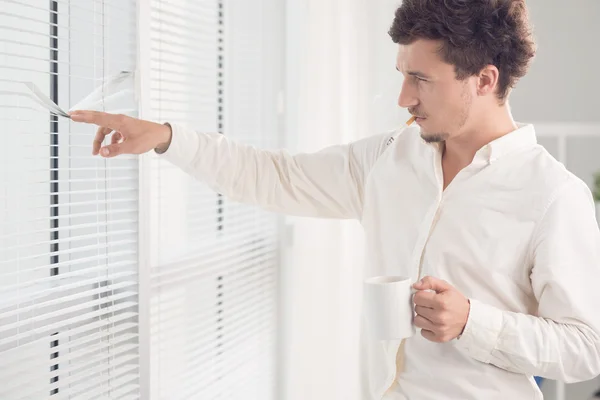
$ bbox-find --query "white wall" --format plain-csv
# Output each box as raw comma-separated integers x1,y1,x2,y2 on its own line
511,0,600,124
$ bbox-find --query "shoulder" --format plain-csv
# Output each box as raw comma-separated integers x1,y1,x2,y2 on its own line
521,146,595,227
350,125,423,160
526,146,589,201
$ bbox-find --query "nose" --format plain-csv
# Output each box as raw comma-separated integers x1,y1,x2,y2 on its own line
398,79,418,109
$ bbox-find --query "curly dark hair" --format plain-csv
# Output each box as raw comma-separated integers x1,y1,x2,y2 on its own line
389,0,536,102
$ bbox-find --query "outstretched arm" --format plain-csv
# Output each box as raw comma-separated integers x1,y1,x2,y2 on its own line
70,110,396,219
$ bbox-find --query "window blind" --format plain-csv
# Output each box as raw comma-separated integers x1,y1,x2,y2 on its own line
0,0,139,399
141,0,282,399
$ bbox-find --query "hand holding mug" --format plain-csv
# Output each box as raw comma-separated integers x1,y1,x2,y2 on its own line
412,276,470,343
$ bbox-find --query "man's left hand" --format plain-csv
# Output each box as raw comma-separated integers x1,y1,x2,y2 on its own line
412,276,470,343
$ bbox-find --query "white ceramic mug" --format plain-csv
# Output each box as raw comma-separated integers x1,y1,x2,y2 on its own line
364,275,416,340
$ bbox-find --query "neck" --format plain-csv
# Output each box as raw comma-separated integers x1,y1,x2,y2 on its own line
443,104,518,167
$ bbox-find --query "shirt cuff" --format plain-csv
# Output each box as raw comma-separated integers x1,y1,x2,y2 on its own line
155,122,201,168
454,298,503,364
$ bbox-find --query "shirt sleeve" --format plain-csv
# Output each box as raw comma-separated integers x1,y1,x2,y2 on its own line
156,122,395,220
454,177,600,383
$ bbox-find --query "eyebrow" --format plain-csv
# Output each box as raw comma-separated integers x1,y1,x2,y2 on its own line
395,66,431,80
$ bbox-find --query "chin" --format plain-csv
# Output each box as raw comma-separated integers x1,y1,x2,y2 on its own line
420,131,448,144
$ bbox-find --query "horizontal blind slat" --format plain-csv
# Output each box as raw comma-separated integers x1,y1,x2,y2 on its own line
1,280,138,319
10,360,139,400
1,333,139,393
2,311,137,352
0,257,136,288
1,322,137,369
0,302,138,347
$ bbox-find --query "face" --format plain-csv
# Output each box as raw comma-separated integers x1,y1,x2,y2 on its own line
396,39,476,143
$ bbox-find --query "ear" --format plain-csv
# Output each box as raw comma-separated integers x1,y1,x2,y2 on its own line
476,65,500,97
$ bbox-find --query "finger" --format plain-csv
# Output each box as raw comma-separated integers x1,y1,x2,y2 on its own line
111,132,123,145
420,329,441,343
414,315,436,331
70,110,126,132
413,290,437,308
412,276,452,293
93,126,113,155
422,327,454,343
414,305,438,323
99,136,137,157
99,143,125,158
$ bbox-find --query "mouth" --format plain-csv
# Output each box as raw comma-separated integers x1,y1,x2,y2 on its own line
414,117,426,125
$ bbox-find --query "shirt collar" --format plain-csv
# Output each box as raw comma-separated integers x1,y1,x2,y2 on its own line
423,123,537,165
476,123,537,164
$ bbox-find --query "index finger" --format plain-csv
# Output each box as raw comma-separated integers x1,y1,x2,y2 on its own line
413,276,452,293
69,110,124,131
413,290,437,308
93,126,113,155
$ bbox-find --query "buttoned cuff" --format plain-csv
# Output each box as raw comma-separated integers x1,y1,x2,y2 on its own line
155,122,201,168
454,298,503,364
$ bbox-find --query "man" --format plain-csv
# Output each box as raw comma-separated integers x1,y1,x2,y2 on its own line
70,0,600,399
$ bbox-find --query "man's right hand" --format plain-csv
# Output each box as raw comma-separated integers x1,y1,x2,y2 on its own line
69,110,172,158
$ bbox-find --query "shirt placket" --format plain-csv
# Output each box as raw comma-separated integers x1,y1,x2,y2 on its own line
413,146,448,281
384,146,485,397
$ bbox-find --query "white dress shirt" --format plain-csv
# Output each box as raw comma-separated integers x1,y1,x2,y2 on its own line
159,122,600,400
